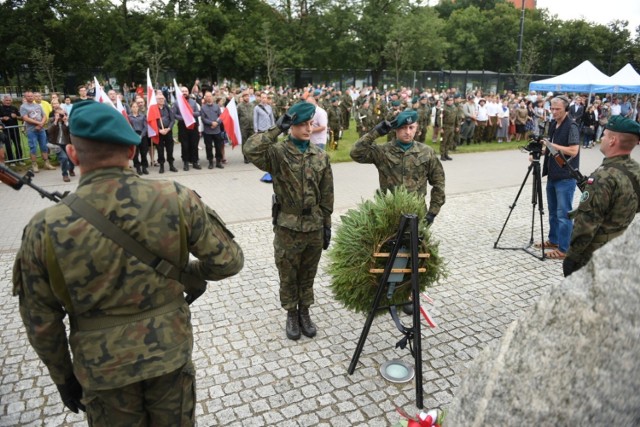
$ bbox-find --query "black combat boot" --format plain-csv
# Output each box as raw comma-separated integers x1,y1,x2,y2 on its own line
192,162,202,170
299,306,317,338
286,310,301,340
135,166,142,175
208,160,214,169
216,160,224,169
183,162,189,171
169,163,178,172
445,155,453,161
159,164,165,174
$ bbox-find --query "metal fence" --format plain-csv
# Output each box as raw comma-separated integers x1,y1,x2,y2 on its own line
2,124,30,164
280,69,554,93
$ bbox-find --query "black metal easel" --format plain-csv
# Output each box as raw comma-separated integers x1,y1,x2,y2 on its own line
493,153,546,260
347,214,425,409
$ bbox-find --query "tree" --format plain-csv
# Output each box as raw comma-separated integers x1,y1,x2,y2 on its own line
30,40,62,92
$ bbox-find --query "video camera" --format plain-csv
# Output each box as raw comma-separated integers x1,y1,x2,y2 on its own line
521,135,544,159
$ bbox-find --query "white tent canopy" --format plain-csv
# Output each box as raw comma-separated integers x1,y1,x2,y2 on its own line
593,64,640,94
529,60,611,93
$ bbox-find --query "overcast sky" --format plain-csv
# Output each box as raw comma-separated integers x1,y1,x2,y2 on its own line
536,0,640,34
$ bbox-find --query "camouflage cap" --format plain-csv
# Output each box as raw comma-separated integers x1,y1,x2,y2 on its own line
393,110,418,129
289,102,316,125
606,115,640,137
69,100,140,146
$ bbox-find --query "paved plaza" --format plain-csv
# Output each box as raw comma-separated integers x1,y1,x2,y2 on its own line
1,145,636,426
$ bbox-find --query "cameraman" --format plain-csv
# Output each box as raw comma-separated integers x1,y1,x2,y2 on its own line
537,96,580,259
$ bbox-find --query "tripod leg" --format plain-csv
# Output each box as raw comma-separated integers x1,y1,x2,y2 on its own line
535,162,546,260
408,216,424,409
348,216,411,375
494,163,534,248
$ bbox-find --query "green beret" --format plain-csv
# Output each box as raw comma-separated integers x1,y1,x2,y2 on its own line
411,96,419,104
331,96,339,103
393,110,418,129
605,115,640,137
289,102,316,125
69,100,140,146
391,100,401,107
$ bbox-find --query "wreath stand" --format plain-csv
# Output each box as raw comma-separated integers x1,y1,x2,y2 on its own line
347,214,430,409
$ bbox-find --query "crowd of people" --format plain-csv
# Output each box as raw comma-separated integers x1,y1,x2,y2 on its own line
2,79,640,176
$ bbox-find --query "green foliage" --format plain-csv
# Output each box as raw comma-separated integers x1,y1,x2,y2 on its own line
328,187,446,316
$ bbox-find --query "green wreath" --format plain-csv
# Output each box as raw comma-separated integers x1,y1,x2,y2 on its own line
328,187,446,316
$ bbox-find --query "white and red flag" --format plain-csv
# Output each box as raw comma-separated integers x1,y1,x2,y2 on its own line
93,77,109,104
146,69,161,144
219,97,242,148
116,97,129,122
172,79,195,129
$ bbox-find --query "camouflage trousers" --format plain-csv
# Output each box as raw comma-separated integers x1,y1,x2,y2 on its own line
273,226,323,311
83,362,196,427
442,126,455,156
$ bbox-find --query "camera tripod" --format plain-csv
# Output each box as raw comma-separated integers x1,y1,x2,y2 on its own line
494,154,546,260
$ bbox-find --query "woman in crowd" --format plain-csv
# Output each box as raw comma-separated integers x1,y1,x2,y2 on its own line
581,103,597,148
514,99,529,141
128,101,149,174
496,98,510,143
532,99,546,137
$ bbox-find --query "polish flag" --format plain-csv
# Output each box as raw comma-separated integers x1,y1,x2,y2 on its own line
172,79,195,129
220,97,242,147
146,69,161,144
93,77,109,104
116,97,129,122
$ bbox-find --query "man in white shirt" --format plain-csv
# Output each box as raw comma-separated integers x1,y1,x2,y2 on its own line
307,90,328,150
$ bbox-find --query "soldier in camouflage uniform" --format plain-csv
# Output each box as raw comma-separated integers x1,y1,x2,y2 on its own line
243,102,334,340
441,96,458,161
237,91,255,163
563,115,640,276
340,89,353,130
355,98,375,137
13,100,244,426
350,109,445,221
453,94,465,150
416,96,432,144
327,96,343,146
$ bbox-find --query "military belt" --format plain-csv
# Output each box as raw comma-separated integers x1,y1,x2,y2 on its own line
592,229,624,244
71,298,185,331
280,205,316,216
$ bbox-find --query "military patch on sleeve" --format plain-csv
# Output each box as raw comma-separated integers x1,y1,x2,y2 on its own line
587,177,595,185
580,190,590,203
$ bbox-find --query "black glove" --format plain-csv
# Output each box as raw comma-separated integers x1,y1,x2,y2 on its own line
56,376,86,414
276,112,297,133
425,213,436,226
562,257,578,277
372,120,393,136
322,226,331,250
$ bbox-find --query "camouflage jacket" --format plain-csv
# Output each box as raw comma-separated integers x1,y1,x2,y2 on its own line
350,130,446,215
356,106,375,132
243,127,334,231
327,105,342,131
13,167,244,390
567,155,640,264
237,100,254,130
442,104,458,127
417,105,432,128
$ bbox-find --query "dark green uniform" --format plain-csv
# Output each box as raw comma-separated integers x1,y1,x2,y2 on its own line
566,155,640,270
327,103,343,143
13,168,244,425
340,92,353,130
453,101,465,149
355,104,375,137
350,130,446,216
416,101,432,144
237,99,254,143
441,101,458,159
243,127,334,310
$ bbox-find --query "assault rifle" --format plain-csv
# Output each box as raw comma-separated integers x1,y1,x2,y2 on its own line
0,163,67,202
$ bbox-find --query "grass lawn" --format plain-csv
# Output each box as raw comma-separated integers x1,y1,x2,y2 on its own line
328,120,525,163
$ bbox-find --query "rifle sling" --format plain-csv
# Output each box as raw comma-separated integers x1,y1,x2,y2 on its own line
61,193,188,285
